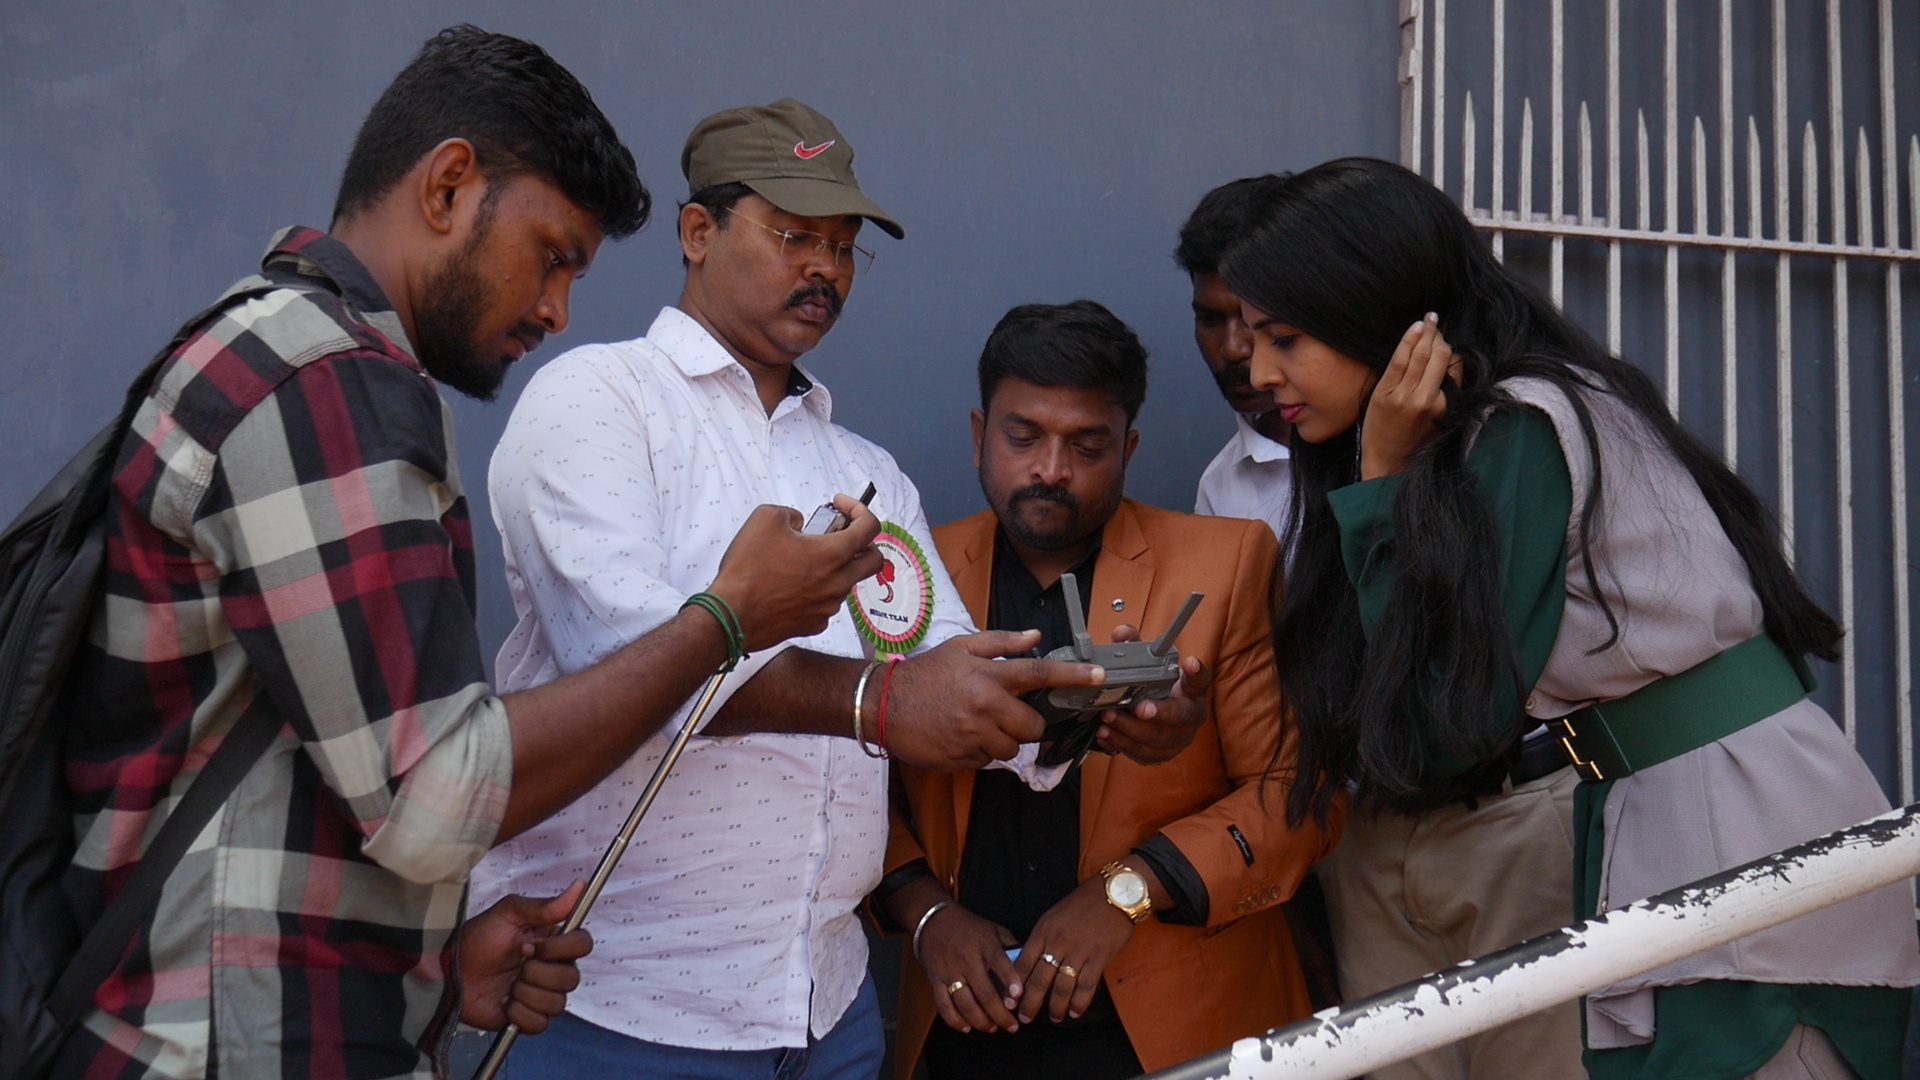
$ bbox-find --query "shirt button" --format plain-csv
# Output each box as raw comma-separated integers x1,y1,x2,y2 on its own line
1027,860,1040,871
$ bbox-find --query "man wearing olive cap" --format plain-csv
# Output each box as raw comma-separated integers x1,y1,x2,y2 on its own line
472,99,1205,1077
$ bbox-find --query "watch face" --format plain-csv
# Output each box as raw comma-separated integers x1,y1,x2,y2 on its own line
1108,871,1147,908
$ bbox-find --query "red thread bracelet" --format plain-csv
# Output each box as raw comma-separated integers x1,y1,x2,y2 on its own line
876,656,899,754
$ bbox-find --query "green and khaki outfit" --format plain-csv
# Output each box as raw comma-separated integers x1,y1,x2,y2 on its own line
1327,377,1919,1080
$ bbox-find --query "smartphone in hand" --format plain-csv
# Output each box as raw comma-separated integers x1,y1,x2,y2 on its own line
802,482,877,535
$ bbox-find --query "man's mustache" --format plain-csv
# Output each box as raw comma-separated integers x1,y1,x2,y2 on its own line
1010,483,1079,511
1212,362,1254,396
784,282,845,320
509,321,546,356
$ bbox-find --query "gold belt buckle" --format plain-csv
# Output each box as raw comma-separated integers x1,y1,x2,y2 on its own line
1555,717,1604,782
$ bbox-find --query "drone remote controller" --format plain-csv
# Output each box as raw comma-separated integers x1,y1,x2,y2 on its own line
1021,573,1204,766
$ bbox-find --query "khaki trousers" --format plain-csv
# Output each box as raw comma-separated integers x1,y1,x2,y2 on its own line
1317,766,1585,1080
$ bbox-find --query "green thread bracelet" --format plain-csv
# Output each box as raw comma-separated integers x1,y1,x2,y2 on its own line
681,592,748,672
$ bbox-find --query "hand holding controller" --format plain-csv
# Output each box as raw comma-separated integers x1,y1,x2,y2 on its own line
1021,573,1204,767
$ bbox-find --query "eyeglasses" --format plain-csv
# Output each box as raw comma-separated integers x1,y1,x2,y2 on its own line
729,211,877,276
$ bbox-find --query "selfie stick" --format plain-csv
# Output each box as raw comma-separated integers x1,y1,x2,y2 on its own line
471,667,730,1080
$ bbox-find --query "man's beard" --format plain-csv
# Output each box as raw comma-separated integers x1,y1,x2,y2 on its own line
414,225,544,402
988,480,1107,552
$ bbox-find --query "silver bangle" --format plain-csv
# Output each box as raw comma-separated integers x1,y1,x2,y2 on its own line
852,660,885,756
911,899,957,963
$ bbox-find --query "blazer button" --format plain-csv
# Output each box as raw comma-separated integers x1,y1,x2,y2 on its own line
1111,598,1125,612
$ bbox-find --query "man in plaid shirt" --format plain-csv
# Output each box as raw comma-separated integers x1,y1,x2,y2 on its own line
49,28,896,1080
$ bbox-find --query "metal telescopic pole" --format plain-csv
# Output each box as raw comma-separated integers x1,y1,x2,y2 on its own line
470,668,730,1080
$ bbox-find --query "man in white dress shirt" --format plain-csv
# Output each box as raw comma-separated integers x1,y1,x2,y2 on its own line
1178,176,1295,539
473,99,1203,1079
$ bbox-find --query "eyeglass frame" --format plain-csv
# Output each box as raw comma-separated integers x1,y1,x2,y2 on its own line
726,209,877,276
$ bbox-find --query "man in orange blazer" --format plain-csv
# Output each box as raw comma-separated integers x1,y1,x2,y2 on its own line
875,301,1342,1079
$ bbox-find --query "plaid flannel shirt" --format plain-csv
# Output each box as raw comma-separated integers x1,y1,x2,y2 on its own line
55,228,513,1080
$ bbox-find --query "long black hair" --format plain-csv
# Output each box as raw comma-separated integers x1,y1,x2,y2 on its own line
1219,157,1840,825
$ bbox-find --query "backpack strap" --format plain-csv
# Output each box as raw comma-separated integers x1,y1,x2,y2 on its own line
46,702,282,1028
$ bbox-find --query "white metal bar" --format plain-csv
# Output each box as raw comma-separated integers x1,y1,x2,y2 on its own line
1433,0,1447,192
1144,804,1920,1080
1462,214,1920,262
1828,0,1855,744
1464,92,1478,212
1551,0,1566,305
1774,0,1796,559
1639,109,1652,232
1401,0,1425,174
1694,119,1710,237
1606,0,1622,353
1750,116,1765,242
1664,0,1680,413
1580,103,1594,225
1455,154,1885,244
1522,98,1536,225
1722,0,1739,468
1492,0,1506,261
1883,0,1913,807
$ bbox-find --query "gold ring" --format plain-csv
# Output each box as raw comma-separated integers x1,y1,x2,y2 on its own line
1058,963,1079,979
947,979,967,995
1040,952,1059,967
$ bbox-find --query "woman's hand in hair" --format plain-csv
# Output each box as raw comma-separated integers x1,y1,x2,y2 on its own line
1360,314,1461,480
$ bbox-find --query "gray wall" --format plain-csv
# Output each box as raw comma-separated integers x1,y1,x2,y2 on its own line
0,1,1401,670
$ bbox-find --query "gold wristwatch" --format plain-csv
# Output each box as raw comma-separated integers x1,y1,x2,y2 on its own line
1099,860,1152,922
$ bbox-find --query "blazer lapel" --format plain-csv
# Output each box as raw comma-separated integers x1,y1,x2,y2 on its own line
1078,500,1154,868
942,515,998,858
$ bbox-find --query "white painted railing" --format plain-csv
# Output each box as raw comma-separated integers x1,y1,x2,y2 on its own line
1137,802,1920,1080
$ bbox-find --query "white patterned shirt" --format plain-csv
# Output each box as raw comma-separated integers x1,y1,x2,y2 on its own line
1193,412,1293,540
470,306,972,1050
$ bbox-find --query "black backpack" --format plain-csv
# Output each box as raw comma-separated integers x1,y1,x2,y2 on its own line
0,283,285,1079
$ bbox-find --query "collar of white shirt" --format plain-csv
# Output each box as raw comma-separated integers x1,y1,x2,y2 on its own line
649,304,836,422
1235,411,1292,465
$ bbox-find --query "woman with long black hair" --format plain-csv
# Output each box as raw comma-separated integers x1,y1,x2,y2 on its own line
1219,156,1920,1080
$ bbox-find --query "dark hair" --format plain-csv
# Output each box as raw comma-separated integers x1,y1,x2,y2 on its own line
1220,157,1840,825
978,301,1149,424
677,182,754,267
333,25,649,240
1174,174,1290,277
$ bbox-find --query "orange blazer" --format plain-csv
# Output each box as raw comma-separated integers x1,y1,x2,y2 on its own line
887,498,1342,1076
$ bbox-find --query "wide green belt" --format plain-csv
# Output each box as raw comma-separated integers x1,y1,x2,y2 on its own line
1555,633,1815,782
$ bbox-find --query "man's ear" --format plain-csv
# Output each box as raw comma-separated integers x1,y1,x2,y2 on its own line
1122,425,1140,468
970,407,986,470
414,139,481,237
680,202,719,266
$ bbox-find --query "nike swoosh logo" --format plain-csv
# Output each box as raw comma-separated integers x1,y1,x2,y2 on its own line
793,139,836,159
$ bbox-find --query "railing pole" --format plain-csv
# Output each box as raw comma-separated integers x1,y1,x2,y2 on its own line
1720,0,1738,467
1885,0,1914,807
1139,804,1920,1080
1774,0,1797,561
1828,0,1857,745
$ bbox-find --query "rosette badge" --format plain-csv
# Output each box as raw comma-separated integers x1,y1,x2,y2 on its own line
848,523,934,655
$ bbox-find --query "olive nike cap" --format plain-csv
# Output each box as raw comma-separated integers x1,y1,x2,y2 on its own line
681,97,904,239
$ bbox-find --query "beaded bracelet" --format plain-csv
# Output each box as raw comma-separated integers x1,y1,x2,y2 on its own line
680,592,747,672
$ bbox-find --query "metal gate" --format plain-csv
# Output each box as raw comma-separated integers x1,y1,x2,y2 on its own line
1398,0,1920,807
